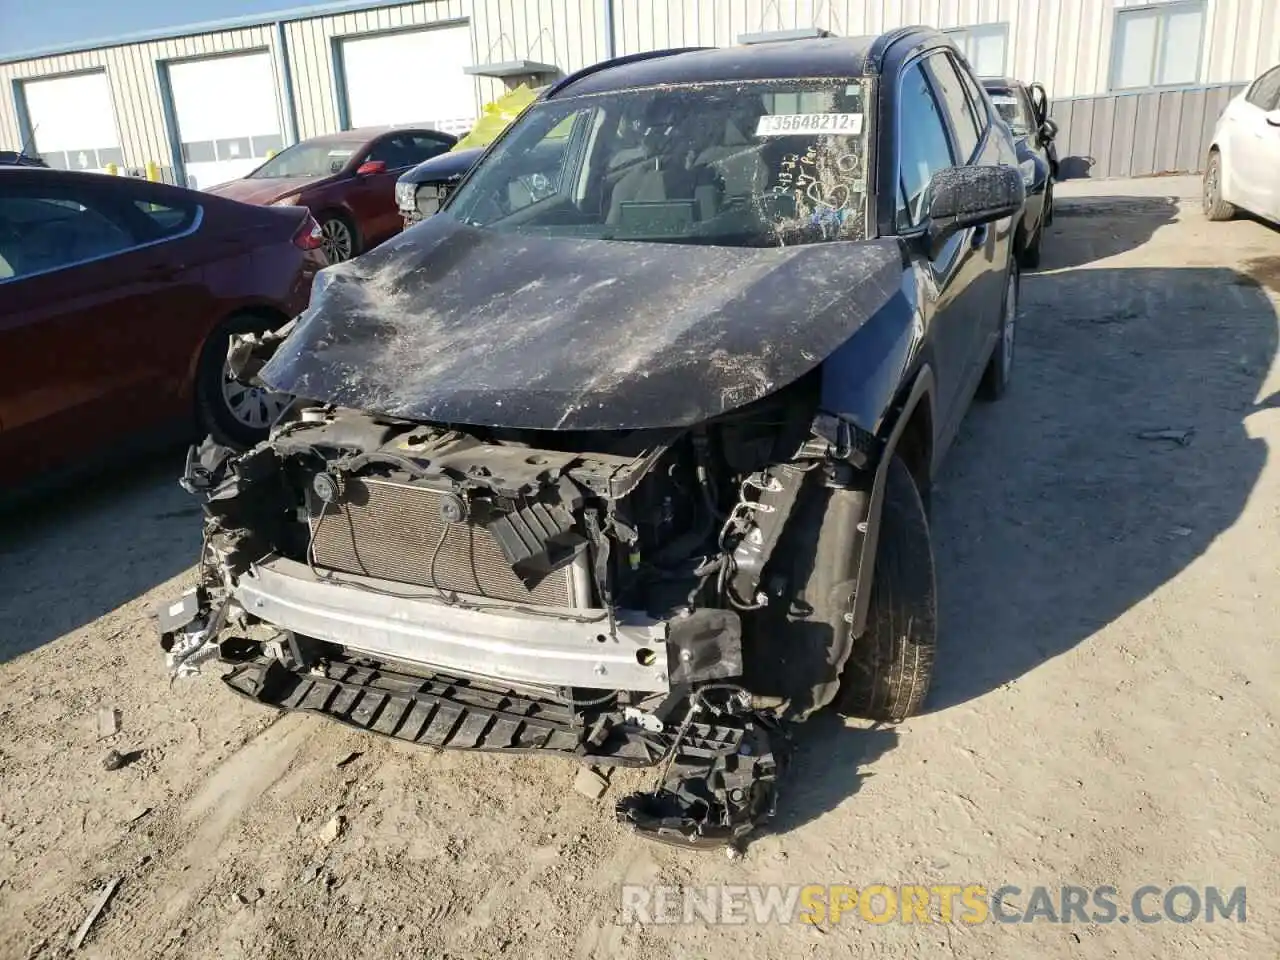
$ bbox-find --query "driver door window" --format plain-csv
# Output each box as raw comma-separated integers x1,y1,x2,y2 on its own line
897,61,957,232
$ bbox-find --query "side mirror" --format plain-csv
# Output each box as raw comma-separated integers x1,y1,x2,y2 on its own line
1267,110,1280,128
1040,118,1059,142
356,160,386,176
923,165,1025,258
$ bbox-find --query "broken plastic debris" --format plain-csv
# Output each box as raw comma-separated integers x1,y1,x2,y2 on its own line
70,876,122,949
96,707,121,740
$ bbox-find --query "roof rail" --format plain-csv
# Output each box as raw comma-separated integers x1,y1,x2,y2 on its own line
543,47,712,99
865,25,939,73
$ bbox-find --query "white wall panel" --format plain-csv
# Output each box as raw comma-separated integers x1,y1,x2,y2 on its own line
341,25,475,131
20,71,120,171
169,52,282,188
2,0,1277,165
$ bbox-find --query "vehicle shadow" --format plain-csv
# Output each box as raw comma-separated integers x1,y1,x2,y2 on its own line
766,713,901,836
1041,195,1179,269
925,262,1277,712
0,453,198,664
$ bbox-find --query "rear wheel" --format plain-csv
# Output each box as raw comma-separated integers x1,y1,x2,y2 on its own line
977,259,1019,401
1203,151,1236,222
836,454,937,721
195,313,291,449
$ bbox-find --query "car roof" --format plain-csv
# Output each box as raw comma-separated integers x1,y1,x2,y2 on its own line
301,125,449,146
549,30,946,98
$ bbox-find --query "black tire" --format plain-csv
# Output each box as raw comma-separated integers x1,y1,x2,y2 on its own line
195,312,290,449
318,212,359,263
977,259,1019,401
1203,151,1235,222
1044,181,1055,227
1020,219,1043,270
836,454,937,721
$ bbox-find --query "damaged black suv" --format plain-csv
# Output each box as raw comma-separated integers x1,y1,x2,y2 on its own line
161,27,1024,848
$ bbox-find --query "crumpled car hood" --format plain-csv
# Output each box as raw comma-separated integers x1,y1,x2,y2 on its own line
261,216,903,430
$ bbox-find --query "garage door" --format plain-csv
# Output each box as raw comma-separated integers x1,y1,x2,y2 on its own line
20,72,122,173
340,26,477,135
168,51,284,190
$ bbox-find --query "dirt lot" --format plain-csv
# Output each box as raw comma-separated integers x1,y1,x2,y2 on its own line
2,182,1279,960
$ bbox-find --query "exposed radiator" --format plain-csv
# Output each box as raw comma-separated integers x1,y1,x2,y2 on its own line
309,478,585,607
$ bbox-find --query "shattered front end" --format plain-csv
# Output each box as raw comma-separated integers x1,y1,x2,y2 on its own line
160,356,880,847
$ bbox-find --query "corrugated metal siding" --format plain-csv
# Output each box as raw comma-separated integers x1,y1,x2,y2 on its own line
611,0,1274,98
2,0,1278,164
286,0,472,139
0,25,276,174
1052,81,1248,179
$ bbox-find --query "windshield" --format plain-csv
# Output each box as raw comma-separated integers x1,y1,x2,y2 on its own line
443,79,871,247
249,140,364,179
987,87,1034,136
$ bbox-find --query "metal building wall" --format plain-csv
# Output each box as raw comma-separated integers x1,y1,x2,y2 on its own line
2,0,1278,169
0,25,278,175
284,0,604,140
613,0,1278,99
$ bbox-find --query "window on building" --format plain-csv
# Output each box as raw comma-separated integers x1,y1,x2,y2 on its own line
1110,1,1206,91
943,23,1009,78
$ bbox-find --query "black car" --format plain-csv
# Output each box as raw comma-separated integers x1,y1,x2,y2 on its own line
983,77,1058,268
0,150,48,168
395,147,484,227
164,27,1024,848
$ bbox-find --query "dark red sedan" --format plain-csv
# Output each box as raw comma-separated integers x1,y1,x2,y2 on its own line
206,127,456,263
0,167,326,494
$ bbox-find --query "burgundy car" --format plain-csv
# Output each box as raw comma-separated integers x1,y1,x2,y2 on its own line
206,127,456,263
0,167,326,494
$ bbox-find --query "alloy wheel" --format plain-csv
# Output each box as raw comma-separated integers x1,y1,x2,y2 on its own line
1204,159,1219,214
321,218,354,262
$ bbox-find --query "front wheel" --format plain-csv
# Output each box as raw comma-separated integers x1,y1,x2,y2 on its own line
836,454,937,721
977,260,1019,401
1203,151,1236,222
319,213,358,263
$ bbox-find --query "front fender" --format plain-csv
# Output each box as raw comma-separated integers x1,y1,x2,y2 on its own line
817,272,922,435
847,363,936,638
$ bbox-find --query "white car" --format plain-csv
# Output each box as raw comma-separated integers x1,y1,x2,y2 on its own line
1204,64,1280,223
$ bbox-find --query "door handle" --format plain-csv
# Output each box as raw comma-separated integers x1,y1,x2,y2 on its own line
971,224,988,248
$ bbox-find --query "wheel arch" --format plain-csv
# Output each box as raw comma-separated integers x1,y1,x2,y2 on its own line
847,363,936,639
182,303,293,406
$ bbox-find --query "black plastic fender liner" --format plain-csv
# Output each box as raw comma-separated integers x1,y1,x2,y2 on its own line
615,716,787,848
847,364,935,640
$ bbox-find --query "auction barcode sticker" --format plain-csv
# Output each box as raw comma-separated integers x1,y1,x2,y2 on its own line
755,113,864,136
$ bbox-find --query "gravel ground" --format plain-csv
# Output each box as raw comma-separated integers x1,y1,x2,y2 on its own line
1,184,1278,960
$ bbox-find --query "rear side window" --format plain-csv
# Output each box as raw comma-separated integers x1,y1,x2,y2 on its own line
132,198,198,238
897,61,957,230
0,193,133,280
1246,66,1280,110
924,54,984,162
